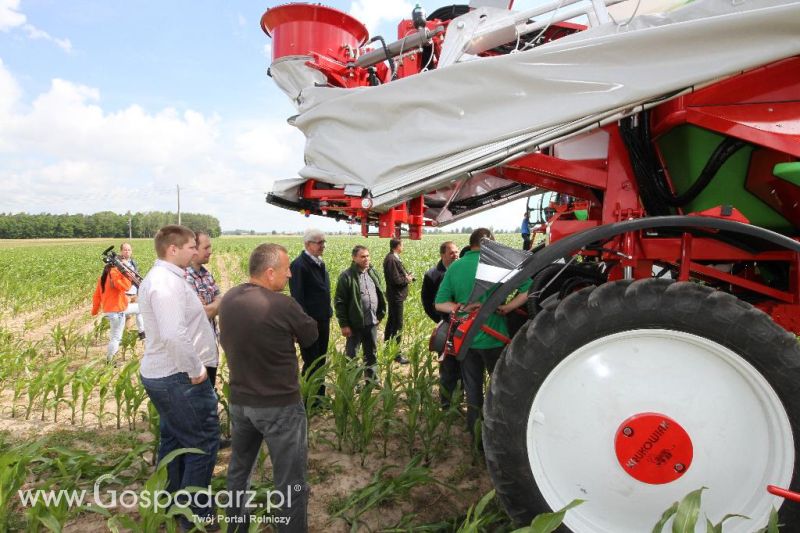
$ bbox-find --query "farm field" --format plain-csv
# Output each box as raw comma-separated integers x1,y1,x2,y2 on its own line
0,233,529,531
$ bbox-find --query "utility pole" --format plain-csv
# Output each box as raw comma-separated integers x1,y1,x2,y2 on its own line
128,215,132,239
177,184,181,225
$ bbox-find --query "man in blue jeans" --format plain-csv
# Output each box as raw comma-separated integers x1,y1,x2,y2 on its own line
138,225,220,530
220,243,318,532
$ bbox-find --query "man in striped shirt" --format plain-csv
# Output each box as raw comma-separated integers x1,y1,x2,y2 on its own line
139,225,220,530
185,230,222,386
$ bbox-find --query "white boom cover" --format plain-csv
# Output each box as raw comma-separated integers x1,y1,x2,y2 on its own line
272,0,800,210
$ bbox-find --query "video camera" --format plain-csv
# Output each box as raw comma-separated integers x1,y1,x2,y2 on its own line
101,246,143,287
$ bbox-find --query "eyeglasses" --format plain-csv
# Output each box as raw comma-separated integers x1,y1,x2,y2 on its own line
312,240,326,245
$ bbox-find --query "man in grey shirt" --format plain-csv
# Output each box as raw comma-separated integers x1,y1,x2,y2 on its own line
334,245,386,382
139,225,220,530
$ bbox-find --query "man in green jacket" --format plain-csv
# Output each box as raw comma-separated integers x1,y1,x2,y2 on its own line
335,245,386,381
435,228,530,436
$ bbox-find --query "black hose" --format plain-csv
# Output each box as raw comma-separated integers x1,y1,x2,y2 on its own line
621,113,748,213
666,137,747,206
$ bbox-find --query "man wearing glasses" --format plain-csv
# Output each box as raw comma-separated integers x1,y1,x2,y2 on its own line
289,228,332,406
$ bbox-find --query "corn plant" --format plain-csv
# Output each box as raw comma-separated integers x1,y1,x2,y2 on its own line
451,489,508,532
24,491,72,533
50,323,82,357
146,401,160,465
95,366,115,427
0,442,41,530
217,379,232,439
91,317,109,343
329,353,367,452
651,486,780,533
103,448,202,532
353,376,381,464
332,455,447,531
67,363,100,425
78,362,103,425
118,329,139,360
516,499,584,533
378,360,400,458
113,360,141,429
41,358,71,422
298,358,330,418
9,345,38,418
25,369,47,421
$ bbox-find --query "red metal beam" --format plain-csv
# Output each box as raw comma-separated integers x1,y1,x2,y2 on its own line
639,237,797,262
685,103,800,157
490,166,599,203
688,261,795,303
505,152,608,190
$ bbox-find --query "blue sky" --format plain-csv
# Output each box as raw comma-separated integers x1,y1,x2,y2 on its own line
0,0,545,233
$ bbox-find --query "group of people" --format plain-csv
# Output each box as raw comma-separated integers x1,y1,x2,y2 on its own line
93,224,525,531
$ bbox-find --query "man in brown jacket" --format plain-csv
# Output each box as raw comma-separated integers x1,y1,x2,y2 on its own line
220,243,318,533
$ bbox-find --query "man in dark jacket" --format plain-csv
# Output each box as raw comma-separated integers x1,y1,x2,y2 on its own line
421,241,461,408
382,238,413,364
335,245,386,382
289,228,332,402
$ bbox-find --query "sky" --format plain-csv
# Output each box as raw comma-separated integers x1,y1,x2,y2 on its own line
0,0,549,234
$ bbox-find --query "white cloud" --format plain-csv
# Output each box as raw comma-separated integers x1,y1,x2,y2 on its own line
0,57,20,111
0,0,25,31
234,122,304,168
0,60,317,232
22,23,72,52
349,0,414,34
4,76,219,166
0,0,71,52
263,43,272,59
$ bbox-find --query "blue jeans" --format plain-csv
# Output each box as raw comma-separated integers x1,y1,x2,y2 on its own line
140,372,220,521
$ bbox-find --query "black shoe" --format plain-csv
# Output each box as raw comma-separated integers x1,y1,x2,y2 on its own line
219,438,232,450
394,355,409,364
138,331,146,341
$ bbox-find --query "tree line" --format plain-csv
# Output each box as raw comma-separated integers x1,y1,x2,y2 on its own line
0,212,221,239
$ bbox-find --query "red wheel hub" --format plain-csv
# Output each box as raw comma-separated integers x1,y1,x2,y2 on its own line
614,412,693,484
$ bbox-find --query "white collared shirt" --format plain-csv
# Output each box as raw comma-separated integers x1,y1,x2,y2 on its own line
139,259,218,379
304,249,323,266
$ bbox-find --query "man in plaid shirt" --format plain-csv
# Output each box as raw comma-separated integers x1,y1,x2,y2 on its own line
186,231,222,385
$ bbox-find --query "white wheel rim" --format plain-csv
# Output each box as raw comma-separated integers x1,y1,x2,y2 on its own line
525,329,794,532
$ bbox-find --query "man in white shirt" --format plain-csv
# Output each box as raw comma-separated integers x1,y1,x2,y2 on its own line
138,225,220,530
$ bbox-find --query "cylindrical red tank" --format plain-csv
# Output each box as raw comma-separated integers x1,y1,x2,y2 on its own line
261,4,369,62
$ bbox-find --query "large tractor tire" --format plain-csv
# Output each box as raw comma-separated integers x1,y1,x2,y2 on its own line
484,278,800,532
